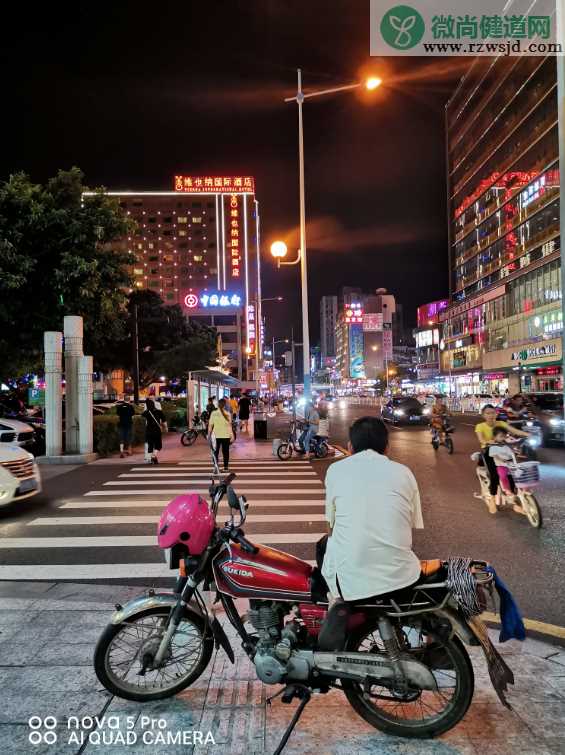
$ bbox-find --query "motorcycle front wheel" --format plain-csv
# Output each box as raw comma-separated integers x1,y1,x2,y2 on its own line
445,436,454,455
181,429,198,447
521,491,543,528
277,443,293,461
94,607,213,702
315,441,329,459
342,617,474,738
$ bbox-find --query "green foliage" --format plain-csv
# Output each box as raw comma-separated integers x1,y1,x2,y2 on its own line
93,414,146,457
0,167,135,382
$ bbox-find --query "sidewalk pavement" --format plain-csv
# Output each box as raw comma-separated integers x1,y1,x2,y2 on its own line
1,582,564,755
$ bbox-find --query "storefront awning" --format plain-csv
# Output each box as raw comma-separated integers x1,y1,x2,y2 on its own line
189,370,241,387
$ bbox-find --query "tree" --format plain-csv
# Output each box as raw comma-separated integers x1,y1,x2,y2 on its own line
98,290,217,387
0,167,134,381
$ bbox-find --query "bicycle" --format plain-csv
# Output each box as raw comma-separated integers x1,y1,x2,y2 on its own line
180,413,208,446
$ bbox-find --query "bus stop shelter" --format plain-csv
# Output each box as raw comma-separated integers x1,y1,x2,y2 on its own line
187,370,241,422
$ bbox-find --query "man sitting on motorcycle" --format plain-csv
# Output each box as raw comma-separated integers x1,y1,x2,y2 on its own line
322,416,424,603
475,405,529,513
430,396,450,442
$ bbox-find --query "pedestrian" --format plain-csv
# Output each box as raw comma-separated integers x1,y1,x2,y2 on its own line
228,394,239,417
142,398,165,464
116,396,135,458
238,392,251,433
208,398,234,472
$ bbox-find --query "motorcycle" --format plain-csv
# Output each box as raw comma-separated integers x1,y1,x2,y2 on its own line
472,440,543,528
430,421,455,454
180,412,209,446
277,419,329,460
94,472,514,750
496,408,542,459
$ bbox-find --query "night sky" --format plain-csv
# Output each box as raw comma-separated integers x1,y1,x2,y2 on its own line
2,1,470,342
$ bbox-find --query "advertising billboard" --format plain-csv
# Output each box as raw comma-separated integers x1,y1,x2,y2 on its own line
349,323,365,378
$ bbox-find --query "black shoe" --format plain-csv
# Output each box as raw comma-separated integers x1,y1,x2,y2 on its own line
151,456,159,465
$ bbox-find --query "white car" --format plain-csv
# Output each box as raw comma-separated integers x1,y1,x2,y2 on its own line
0,418,36,449
0,445,42,507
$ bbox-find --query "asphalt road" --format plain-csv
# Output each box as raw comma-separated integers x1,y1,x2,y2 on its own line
318,403,565,628
0,406,563,630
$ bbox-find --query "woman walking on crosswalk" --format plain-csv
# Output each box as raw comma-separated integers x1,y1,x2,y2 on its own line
208,398,234,471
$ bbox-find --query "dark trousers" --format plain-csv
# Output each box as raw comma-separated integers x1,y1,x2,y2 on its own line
482,452,500,495
215,438,230,469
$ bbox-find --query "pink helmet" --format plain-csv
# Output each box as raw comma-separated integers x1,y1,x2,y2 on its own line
157,494,215,555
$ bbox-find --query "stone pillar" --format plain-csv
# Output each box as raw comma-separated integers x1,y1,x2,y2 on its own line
64,316,83,454
78,356,94,455
44,332,63,457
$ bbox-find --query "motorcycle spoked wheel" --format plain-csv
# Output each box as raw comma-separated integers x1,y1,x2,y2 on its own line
341,618,474,738
277,443,293,461
94,607,213,702
181,429,198,447
520,491,543,529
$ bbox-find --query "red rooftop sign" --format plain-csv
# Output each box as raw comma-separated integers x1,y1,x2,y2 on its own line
174,175,255,193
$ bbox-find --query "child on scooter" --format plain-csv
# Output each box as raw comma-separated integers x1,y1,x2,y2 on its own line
488,426,516,494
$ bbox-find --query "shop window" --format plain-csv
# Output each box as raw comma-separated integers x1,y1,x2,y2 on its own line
178,216,188,223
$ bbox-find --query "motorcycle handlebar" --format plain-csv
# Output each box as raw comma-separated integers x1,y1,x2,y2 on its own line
231,529,259,555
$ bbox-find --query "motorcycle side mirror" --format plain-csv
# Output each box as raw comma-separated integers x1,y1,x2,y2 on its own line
227,486,239,510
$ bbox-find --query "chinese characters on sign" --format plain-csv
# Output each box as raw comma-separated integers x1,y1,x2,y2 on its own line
182,291,242,309
247,304,256,356
430,14,551,40
362,313,383,332
345,303,363,324
228,195,241,279
174,176,255,193
382,327,393,360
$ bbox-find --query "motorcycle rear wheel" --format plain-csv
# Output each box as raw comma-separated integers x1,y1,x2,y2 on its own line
445,437,454,455
94,607,213,702
181,429,198,447
521,491,543,529
277,443,293,461
342,618,474,738
316,441,329,459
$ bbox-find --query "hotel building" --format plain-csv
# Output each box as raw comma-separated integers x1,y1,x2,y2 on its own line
85,176,261,382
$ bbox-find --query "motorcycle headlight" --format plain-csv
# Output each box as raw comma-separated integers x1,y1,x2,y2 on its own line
394,409,405,416
550,418,562,427
527,438,540,447
526,421,534,428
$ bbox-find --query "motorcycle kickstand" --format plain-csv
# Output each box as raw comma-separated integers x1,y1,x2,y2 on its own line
269,684,312,755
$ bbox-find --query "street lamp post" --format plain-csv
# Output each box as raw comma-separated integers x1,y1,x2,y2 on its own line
282,70,382,401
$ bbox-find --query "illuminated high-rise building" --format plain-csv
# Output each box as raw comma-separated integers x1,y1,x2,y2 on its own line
443,57,561,395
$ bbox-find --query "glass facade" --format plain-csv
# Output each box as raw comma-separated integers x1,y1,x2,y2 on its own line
443,55,561,392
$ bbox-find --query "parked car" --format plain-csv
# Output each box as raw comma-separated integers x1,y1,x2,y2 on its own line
0,445,42,508
0,418,36,449
381,397,429,425
523,392,564,445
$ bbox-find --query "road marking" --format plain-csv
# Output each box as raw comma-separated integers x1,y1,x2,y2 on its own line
0,560,317,581
483,611,565,641
30,513,327,526
102,480,322,487
176,461,310,466
0,532,324,548
60,499,325,509
120,471,317,478
85,488,324,496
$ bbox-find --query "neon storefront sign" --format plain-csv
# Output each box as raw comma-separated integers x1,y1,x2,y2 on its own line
183,291,242,308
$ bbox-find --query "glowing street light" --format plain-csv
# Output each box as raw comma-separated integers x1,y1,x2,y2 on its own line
366,76,382,91
270,240,288,259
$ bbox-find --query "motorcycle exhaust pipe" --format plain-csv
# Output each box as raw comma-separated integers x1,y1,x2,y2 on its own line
311,651,438,690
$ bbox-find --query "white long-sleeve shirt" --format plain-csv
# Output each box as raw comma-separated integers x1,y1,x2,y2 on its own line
322,449,424,601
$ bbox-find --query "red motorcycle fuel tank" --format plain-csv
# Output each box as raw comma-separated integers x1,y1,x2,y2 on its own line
213,542,313,602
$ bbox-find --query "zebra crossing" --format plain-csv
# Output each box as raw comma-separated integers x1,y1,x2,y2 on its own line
0,459,327,582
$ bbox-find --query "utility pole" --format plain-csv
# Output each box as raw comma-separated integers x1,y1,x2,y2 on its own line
291,327,297,423
132,303,140,404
